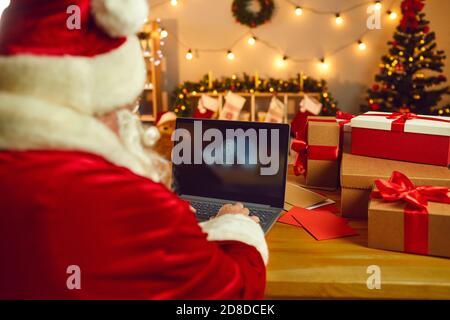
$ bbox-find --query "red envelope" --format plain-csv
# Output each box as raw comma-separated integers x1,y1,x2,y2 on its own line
312,203,339,214
278,212,302,227
290,207,358,240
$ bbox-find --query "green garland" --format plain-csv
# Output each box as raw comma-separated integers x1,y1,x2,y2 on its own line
232,0,275,28
172,73,340,117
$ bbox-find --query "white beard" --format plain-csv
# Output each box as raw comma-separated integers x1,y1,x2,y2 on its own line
116,109,170,186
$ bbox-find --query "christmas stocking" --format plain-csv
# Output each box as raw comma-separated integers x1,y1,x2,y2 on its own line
219,92,246,120
291,94,322,136
194,95,219,119
300,94,322,115
264,97,285,123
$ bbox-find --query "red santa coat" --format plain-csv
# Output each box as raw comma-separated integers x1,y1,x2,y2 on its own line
0,93,268,300
0,150,266,299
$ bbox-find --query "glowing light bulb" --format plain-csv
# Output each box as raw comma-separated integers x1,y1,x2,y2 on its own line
319,58,329,70
160,29,168,39
277,56,288,67
335,14,343,25
170,0,178,7
358,40,367,51
374,1,382,10
295,6,303,16
388,10,398,20
185,49,193,60
248,36,256,46
227,50,235,60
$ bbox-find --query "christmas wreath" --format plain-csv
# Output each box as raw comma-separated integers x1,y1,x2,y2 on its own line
232,0,275,28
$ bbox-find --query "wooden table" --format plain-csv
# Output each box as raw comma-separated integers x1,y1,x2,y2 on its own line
165,150,450,299
265,188,450,299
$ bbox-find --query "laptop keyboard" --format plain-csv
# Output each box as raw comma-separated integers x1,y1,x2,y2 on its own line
188,200,279,232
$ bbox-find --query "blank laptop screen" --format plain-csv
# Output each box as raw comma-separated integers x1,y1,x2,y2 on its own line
172,118,289,208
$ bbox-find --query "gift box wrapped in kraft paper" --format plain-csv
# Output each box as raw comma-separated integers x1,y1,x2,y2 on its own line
340,151,450,219
291,116,340,190
351,111,450,167
368,171,450,259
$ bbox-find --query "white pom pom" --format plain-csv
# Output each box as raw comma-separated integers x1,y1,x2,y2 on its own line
142,126,161,147
91,0,149,38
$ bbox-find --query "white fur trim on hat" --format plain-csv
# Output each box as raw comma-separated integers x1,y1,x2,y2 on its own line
0,37,146,115
0,93,148,178
91,0,149,38
199,214,268,265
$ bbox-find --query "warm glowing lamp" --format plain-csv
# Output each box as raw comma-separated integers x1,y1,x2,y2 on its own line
374,1,382,10
227,50,235,60
335,13,343,25
248,36,256,46
160,29,168,39
185,49,193,60
358,40,367,51
387,10,398,20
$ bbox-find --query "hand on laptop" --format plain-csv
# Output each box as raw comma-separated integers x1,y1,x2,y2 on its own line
216,203,260,224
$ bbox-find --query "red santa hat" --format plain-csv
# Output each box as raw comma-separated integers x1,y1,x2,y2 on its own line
156,111,177,126
0,0,149,115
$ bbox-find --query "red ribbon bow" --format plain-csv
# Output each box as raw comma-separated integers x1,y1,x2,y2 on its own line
400,0,424,31
371,171,450,255
291,118,340,177
291,132,308,176
363,111,450,132
386,112,418,132
372,171,450,211
336,111,355,122
387,112,418,121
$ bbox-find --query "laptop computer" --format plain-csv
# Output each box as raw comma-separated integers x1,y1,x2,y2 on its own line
172,118,290,234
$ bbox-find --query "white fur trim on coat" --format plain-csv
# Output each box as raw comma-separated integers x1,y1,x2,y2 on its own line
199,214,268,265
0,93,149,178
0,37,146,116
91,0,149,38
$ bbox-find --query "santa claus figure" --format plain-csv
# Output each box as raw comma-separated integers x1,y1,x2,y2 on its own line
0,0,267,299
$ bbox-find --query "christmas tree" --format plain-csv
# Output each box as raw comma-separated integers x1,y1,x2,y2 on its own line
363,0,449,115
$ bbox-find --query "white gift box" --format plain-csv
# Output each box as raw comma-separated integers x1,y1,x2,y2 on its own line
351,111,450,137
350,111,450,166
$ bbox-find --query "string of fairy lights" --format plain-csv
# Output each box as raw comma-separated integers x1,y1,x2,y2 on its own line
149,0,400,70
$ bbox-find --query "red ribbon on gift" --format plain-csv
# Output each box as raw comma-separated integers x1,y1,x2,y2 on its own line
387,112,419,132
291,118,340,177
336,111,355,124
363,112,450,133
335,111,355,148
371,171,450,255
